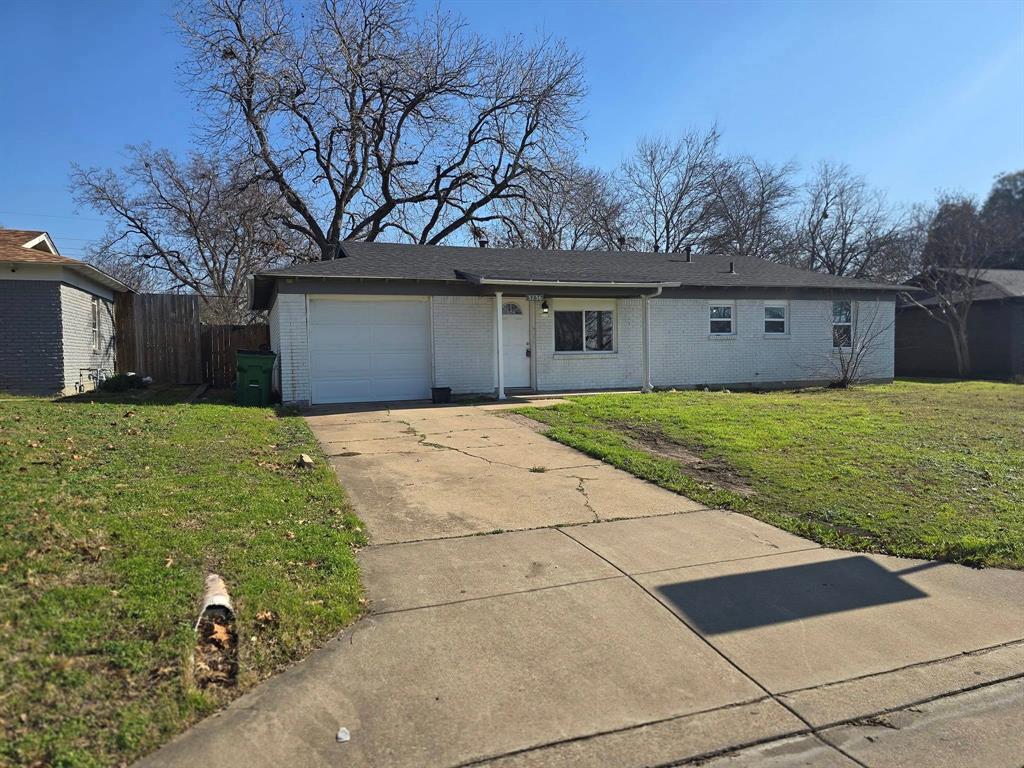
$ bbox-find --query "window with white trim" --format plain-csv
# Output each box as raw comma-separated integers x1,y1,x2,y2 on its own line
554,309,614,352
709,303,734,335
764,302,787,334
91,297,101,352
832,300,852,348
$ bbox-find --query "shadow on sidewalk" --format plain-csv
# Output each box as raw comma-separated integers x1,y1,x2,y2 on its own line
657,555,931,634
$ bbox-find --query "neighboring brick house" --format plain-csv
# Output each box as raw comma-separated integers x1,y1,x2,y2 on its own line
0,229,131,395
896,268,1024,381
251,241,901,406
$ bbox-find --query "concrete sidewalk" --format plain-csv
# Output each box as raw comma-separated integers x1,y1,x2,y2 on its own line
139,401,1024,768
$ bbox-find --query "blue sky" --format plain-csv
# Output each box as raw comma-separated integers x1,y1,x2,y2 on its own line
0,0,1021,258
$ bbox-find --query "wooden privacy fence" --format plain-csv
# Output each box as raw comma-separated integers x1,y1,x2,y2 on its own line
201,324,271,387
116,293,271,387
115,293,203,384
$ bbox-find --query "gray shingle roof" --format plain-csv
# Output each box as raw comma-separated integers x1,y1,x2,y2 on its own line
900,268,1024,307
257,241,904,291
964,269,1024,299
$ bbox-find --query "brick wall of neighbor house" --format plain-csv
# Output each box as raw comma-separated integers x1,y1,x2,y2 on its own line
0,280,65,395
60,284,116,394
533,298,645,391
431,296,496,393
650,297,895,388
271,293,311,404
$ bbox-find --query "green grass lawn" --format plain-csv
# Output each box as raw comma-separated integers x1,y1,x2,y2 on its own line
518,380,1023,569
0,388,365,767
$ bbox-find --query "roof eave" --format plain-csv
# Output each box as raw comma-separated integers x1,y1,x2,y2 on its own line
455,270,683,288
466,276,684,289
0,257,133,293
67,263,134,293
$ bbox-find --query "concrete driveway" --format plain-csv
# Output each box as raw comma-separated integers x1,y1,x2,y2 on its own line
141,400,1024,768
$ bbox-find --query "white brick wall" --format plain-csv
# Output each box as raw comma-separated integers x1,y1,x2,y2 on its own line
60,285,115,393
271,290,896,404
431,296,496,394
274,293,310,404
534,297,644,391
650,297,895,388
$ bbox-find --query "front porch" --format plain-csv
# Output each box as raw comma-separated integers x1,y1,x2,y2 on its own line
483,282,672,400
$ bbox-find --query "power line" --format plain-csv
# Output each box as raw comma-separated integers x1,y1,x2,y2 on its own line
38,235,100,242
0,210,109,224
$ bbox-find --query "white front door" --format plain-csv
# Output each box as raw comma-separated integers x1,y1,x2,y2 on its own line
501,299,530,388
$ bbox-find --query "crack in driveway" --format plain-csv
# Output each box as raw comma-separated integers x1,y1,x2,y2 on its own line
575,478,600,522
405,420,603,474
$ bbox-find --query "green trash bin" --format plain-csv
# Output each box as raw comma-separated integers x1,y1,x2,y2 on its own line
236,350,276,406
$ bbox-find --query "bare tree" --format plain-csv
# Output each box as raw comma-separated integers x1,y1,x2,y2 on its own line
791,161,908,280
903,194,996,376
578,168,633,251
620,128,720,253
491,161,627,250
824,300,896,387
704,156,796,260
88,249,162,293
179,0,585,259
71,145,308,323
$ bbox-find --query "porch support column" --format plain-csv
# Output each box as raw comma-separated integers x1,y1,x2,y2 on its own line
641,286,662,393
495,291,506,400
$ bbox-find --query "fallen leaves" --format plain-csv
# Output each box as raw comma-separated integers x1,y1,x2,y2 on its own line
209,623,231,647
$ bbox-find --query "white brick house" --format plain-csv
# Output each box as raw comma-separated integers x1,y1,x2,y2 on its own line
251,242,900,406
0,229,131,395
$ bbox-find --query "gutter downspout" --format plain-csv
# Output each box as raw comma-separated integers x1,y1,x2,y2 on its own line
641,286,664,393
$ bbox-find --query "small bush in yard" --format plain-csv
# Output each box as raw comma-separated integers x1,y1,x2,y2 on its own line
99,372,148,392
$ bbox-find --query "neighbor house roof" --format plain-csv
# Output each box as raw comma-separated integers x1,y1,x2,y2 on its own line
0,228,131,292
251,241,904,309
953,268,1024,300
899,267,1024,308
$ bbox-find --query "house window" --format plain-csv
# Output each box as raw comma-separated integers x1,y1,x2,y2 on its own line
764,302,787,334
554,309,614,352
91,298,101,352
709,303,734,335
832,301,852,348
502,302,523,315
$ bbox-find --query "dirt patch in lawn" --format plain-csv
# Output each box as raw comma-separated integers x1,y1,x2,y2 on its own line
611,421,755,497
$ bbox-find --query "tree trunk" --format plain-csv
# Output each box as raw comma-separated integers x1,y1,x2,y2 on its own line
947,321,971,377
320,241,341,261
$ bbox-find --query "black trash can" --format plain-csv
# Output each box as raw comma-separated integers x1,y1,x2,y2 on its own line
431,386,452,404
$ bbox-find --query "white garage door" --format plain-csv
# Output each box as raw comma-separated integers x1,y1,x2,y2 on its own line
308,297,431,404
